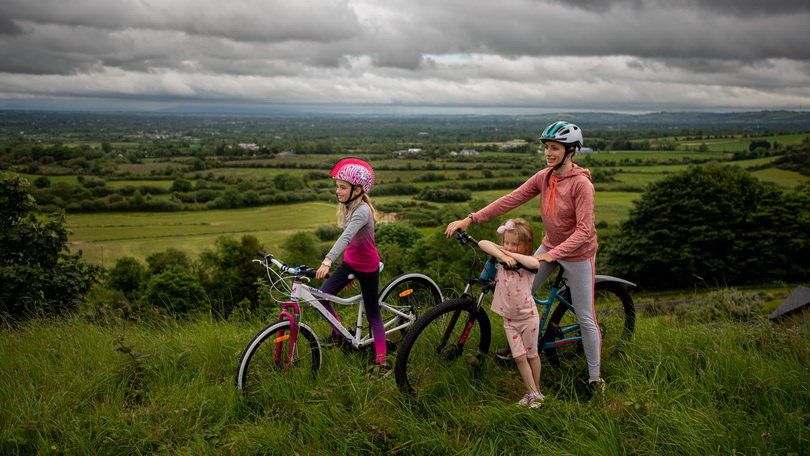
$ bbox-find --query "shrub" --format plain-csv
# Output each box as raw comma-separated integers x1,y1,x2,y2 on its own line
674,288,763,324
416,187,471,203
280,231,324,268
375,221,424,247
144,269,207,314
314,224,344,242
107,256,145,300
1,172,101,321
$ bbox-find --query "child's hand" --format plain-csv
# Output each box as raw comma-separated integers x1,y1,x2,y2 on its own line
316,264,330,280
500,255,517,268
345,280,357,290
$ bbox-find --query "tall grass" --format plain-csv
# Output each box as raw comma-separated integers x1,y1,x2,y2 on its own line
2,312,807,455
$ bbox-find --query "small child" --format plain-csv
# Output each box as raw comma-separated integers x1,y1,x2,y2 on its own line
478,218,544,408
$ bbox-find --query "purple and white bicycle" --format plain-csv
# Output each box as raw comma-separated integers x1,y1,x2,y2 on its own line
236,251,442,394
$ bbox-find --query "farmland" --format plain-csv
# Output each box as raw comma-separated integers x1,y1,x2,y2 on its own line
2,110,808,266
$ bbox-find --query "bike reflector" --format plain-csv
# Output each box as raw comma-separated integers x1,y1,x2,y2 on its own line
273,335,291,343
399,289,414,297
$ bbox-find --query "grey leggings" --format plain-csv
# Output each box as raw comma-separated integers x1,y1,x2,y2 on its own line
531,247,601,378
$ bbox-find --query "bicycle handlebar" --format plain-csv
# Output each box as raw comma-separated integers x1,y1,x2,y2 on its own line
256,251,320,278
453,229,480,247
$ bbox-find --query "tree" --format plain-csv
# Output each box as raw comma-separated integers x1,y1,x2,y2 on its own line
375,222,424,248
749,140,771,151
280,231,323,268
197,235,264,316
1,172,101,320
603,165,810,289
273,173,306,192
145,248,193,275
107,256,145,300
33,176,51,188
170,178,193,192
144,269,206,314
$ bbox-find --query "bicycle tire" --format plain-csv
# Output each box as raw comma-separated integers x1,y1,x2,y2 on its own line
377,273,443,345
235,320,322,395
543,280,635,364
395,298,491,397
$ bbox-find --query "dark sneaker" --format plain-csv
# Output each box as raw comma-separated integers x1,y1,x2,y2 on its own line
495,346,513,360
319,333,346,347
588,378,606,395
369,364,392,380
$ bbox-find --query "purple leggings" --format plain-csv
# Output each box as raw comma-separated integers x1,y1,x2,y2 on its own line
319,262,386,365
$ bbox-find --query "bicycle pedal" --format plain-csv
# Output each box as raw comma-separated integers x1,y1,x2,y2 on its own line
549,323,564,340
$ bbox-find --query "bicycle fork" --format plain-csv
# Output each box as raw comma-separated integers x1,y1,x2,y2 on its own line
443,291,488,360
276,302,302,368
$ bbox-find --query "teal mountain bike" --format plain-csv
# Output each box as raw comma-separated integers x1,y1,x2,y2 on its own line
394,230,636,397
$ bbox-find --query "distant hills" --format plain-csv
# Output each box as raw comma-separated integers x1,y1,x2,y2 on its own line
1,108,809,134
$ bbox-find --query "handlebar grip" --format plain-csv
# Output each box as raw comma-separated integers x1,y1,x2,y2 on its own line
454,229,479,246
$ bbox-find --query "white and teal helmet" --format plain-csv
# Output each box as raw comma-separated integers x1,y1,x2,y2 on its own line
539,121,584,151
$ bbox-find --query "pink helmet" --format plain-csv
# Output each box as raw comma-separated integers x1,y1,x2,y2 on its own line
331,158,375,194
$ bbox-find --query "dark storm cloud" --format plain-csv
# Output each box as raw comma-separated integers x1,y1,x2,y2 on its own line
0,0,808,112
546,0,810,16
0,17,22,36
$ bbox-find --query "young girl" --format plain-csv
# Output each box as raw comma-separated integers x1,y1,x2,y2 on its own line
315,158,388,376
446,121,605,393
478,218,544,408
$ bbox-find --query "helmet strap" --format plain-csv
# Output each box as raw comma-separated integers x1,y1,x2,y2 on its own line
547,147,576,186
341,186,364,205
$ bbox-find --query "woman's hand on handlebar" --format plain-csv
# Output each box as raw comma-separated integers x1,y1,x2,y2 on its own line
444,217,472,237
534,252,555,263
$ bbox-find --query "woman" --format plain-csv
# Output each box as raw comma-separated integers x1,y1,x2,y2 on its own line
445,121,605,392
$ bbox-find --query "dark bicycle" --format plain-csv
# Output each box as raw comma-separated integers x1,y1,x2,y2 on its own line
394,229,636,397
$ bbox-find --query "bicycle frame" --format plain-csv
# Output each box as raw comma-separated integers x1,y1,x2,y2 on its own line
280,279,418,350
454,230,589,351
533,276,580,348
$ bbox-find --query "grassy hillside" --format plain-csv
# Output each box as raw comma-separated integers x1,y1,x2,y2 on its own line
1,312,806,455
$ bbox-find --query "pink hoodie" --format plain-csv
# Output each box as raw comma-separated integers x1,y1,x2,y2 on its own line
472,164,597,262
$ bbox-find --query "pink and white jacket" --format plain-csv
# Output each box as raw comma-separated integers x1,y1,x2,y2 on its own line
472,165,597,262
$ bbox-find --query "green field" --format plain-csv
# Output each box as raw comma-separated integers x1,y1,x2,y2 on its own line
751,167,810,188
584,151,730,162
66,188,642,266
675,133,810,151
68,202,337,265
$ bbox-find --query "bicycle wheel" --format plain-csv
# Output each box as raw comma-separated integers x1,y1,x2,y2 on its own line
235,320,322,395
543,281,635,364
378,273,443,345
395,298,491,397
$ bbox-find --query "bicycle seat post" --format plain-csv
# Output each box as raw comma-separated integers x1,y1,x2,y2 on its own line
551,263,566,289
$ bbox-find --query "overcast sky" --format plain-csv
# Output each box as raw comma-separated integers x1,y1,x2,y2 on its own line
1,0,809,114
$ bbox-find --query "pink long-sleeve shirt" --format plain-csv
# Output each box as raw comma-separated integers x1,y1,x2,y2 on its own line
326,202,380,273
472,165,598,262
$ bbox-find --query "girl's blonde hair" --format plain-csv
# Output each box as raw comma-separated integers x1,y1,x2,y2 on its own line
336,189,377,228
498,218,534,255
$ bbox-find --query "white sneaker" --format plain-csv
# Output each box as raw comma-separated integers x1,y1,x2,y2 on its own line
517,393,531,406
518,392,545,408
528,392,545,408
